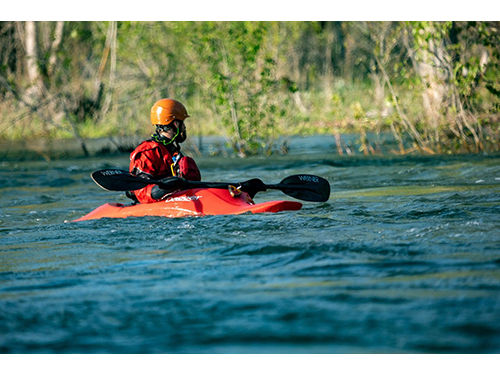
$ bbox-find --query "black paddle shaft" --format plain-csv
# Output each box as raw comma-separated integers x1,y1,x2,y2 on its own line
91,170,330,202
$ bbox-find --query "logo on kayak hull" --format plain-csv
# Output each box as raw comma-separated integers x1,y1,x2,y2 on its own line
164,196,201,203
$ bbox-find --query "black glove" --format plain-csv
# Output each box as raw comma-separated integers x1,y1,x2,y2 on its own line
158,176,187,190
238,178,266,198
151,177,187,200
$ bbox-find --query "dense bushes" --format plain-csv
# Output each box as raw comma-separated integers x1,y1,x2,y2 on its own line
0,21,499,156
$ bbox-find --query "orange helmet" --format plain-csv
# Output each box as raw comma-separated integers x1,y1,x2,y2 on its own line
150,98,190,126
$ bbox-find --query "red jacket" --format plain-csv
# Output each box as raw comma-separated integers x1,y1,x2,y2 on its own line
129,140,201,203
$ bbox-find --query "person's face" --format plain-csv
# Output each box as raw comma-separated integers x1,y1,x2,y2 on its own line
159,120,186,141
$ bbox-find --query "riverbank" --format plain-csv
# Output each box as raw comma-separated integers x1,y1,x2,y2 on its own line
0,132,412,161
2,133,499,168
0,133,373,161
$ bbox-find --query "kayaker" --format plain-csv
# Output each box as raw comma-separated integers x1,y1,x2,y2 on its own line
127,98,201,204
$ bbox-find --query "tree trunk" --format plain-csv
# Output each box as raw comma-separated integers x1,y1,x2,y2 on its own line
24,21,42,103
419,42,448,130
101,21,117,116
47,21,64,77
324,22,334,97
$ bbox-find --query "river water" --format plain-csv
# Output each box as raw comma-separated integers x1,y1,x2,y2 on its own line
1,136,500,353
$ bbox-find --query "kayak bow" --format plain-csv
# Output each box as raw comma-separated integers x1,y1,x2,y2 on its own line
73,187,302,221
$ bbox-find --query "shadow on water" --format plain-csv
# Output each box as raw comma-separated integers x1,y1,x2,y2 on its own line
1,136,500,353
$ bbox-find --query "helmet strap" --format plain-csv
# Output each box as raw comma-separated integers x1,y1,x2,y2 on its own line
152,126,182,153
152,125,180,146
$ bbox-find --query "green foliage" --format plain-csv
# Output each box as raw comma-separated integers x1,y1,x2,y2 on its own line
180,21,291,155
0,21,499,155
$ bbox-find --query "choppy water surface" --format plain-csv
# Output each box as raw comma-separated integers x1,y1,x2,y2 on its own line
1,137,500,353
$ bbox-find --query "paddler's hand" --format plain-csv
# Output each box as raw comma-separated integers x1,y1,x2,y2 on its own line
238,178,267,198
158,176,187,191
151,177,188,201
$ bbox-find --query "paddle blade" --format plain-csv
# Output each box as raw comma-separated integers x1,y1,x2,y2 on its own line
91,169,156,191
275,174,330,202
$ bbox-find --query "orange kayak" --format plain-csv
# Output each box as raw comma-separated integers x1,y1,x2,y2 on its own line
74,187,302,221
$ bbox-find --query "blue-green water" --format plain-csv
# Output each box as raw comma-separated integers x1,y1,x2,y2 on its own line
1,139,500,353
